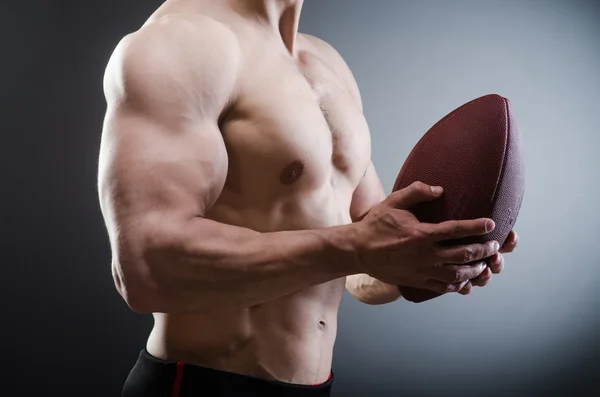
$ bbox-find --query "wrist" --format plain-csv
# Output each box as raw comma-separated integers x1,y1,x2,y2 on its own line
331,223,365,276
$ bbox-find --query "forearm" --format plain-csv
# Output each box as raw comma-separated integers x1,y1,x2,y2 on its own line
346,273,401,305
347,169,400,305
119,217,359,314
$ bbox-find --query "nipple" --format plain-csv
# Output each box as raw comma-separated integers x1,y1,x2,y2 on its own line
279,160,305,185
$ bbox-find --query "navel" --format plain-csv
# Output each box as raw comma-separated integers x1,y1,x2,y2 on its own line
279,160,305,185
318,320,326,330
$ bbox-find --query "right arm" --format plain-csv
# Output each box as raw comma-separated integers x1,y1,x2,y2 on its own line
99,19,358,315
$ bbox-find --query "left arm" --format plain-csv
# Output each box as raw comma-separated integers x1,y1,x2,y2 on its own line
347,162,403,304
303,34,519,304
303,34,401,304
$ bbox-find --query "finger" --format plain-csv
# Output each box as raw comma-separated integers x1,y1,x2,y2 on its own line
470,267,492,287
459,281,473,295
423,218,496,242
422,279,471,295
387,181,443,209
500,230,519,254
432,261,487,284
487,253,504,274
439,240,500,265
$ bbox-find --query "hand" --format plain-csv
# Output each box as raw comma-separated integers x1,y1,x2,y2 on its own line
352,181,500,296
458,229,519,295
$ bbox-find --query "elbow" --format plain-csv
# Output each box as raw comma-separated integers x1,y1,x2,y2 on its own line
349,287,383,305
109,221,215,314
111,249,174,314
122,290,155,315
346,274,401,305
356,294,397,306
112,259,157,314
121,285,157,315
345,275,371,304
352,288,398,305
107,213,196,314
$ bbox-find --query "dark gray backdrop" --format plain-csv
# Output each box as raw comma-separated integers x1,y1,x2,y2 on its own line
3,1,599,396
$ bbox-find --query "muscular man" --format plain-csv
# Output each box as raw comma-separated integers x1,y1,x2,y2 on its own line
98,1,519,396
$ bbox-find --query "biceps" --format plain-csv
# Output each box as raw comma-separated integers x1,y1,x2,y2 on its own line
98,109,228,227
350,162,386,222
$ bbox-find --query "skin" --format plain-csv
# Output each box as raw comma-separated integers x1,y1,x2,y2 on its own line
98,0,519,386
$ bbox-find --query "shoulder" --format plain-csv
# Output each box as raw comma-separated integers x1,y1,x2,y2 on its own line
301,34,342,60
103,15,241,109
300,34,362,109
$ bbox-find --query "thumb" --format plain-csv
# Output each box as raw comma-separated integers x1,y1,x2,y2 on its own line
387,181,443,209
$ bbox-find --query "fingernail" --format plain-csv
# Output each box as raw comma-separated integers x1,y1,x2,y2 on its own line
430,186,442,194
493,241,500,251
485,220,495,233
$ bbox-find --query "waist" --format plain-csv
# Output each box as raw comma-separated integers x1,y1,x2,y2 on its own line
147,297,340,385
124,348,334,397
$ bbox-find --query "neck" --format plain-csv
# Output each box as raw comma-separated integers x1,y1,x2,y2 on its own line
232,0,303,54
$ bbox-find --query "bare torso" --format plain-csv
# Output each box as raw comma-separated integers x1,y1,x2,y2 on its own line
136,0,371,385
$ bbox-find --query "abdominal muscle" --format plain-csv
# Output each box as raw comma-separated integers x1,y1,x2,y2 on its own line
146,186,351,385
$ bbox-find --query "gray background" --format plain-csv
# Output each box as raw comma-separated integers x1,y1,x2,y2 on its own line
3,0,598,396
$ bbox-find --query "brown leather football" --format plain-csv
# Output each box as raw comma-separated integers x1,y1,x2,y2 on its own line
393,94,525,303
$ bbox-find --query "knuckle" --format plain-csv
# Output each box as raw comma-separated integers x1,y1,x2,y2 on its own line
431,223,446,238
390,189,404,200
462,248,474,263
384,192,398,205
454,269,465,283
409,229,423,242
412,181,426,190
410,181,429,195
411,227,431,241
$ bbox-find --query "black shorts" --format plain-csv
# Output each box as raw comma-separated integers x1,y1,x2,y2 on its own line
122,349,334,397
